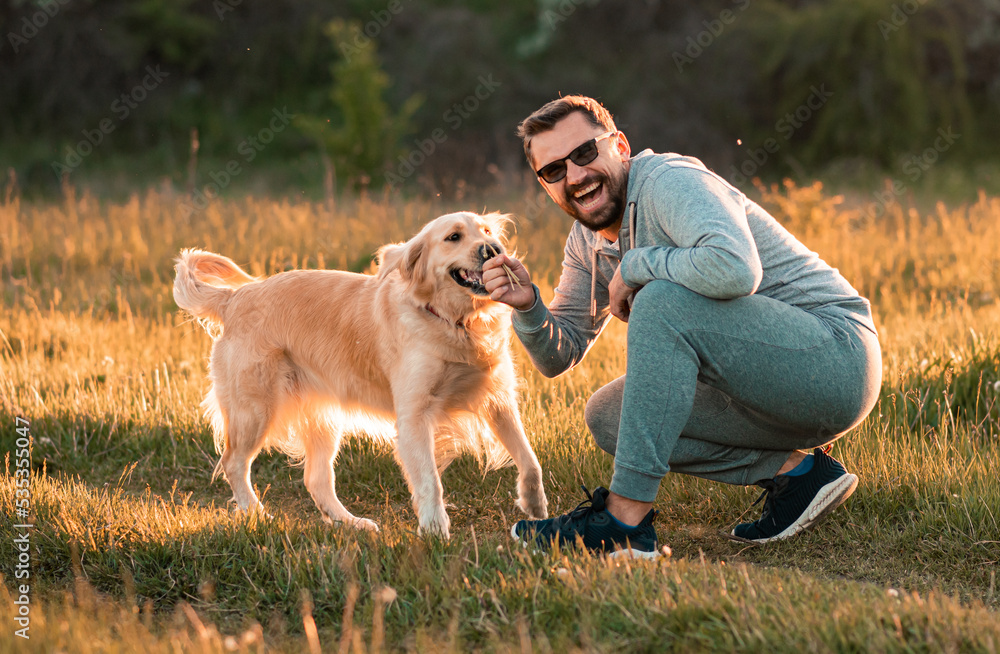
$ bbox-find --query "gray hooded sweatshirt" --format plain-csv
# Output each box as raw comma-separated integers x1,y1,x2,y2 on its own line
512,150,877,378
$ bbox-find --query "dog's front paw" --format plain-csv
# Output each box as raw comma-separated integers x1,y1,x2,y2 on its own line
417,504,451,539
321,512,380,532
232,502,274,521
517,469,548,519
339,516,378,532
349,517,380,532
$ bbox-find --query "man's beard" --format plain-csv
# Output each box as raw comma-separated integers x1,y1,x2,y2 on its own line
557,165,629,233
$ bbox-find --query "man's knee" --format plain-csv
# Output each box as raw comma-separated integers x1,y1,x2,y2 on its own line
630,280,699,324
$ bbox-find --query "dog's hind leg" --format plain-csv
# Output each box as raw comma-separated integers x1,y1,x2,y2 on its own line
486,397,548,520
302,419,379,531
218,402,272,515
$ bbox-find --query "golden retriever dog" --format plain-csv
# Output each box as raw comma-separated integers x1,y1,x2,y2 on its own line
172,211,547,537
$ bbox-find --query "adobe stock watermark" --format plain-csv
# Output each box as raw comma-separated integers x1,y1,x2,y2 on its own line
517,0,599,57
862,126,960,221
519,189,558,222
878,0,931,40
12,416,33,640
673,0,751,73
535,0,599,30
728,84,834,186
213,0,243,21
4,0,70,54
50,65,169,178
182,107,293,216
338,0,412,62
384,74,501,188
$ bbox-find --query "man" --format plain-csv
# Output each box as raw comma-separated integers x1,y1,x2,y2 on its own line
482,95,881,557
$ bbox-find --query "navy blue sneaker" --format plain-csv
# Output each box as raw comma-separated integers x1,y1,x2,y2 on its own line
511,486,661,559
732,447,858,543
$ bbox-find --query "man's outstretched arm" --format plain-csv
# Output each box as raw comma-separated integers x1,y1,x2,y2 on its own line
483,248,608,378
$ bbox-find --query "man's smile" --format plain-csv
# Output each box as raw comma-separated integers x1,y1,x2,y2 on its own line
571,179,605,212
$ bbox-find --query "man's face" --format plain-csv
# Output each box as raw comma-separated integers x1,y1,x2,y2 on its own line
529,112,631,233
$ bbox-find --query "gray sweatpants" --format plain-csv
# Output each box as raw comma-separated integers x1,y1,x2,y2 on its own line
585,280,882,503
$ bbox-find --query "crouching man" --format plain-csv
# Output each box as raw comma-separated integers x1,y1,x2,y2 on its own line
483,95,881,557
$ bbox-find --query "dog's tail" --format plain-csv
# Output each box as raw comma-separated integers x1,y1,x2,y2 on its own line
173,248,258,326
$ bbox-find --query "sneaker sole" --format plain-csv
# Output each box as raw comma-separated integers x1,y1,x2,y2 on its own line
733,473,858,543
510,523,660,559
607,547,661,560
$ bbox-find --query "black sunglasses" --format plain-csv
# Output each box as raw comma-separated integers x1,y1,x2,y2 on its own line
535,131,615,183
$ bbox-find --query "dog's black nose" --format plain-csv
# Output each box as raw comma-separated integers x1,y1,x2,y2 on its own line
479,243,502,261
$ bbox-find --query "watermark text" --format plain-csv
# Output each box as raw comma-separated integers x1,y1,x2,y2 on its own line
12,416,33,640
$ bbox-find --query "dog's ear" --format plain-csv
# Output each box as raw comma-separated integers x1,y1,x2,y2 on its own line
376,239,427,285
376,243,404,280
406,238,429,287
483,212,513,243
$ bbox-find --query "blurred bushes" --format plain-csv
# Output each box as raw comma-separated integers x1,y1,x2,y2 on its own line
294,20,422,188
0,0,345,191
736,0,976,166
1,0,998,194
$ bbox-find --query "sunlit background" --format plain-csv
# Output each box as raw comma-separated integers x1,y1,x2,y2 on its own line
2,1,1000,652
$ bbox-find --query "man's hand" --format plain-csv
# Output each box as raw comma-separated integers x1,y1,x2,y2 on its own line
609,264,639,322
483,254,535,311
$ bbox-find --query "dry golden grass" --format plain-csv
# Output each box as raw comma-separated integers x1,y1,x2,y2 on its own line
1,180,999,652
4,179,998,431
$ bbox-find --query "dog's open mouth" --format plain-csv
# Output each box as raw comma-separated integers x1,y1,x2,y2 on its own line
450,267,488,296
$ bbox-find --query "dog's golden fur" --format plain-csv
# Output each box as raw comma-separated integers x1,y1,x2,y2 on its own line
173,211,547,536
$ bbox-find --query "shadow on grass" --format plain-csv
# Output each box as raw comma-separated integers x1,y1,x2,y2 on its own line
2,403,999,651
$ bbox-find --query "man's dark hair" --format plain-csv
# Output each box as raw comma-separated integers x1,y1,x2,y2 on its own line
516,95,617,164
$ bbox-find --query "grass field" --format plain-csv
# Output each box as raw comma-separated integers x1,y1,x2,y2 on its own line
1,179,1000,652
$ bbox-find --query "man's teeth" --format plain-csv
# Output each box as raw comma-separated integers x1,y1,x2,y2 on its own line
574,182,600,198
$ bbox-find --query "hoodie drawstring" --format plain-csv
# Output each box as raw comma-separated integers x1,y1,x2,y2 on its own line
589,202,637,328
629,202,636,251
590,246,598,327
